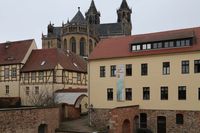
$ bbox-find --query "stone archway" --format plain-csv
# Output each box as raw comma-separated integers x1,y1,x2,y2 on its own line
38,124,48,133
122,119,131,133
74,94,88,114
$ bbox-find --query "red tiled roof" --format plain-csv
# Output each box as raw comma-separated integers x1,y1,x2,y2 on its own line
0,39,34,65
89,27,200,60
21,48,87,73
55,88,87,93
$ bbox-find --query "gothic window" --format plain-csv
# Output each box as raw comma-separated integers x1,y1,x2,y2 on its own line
70,37,76,53
89,39,93,54
80,38,86,56
64,39,67,49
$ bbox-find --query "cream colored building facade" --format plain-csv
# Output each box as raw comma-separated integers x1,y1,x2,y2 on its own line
88,27,200,133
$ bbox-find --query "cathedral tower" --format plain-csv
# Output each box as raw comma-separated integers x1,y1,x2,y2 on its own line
85,0,100,25
117,0,132,35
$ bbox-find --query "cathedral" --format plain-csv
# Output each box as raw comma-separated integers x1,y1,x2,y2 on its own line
42,0,132,57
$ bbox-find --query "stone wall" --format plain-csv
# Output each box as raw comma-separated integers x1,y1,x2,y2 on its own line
91,106,139,133
141,109,200,133
0,107,60,133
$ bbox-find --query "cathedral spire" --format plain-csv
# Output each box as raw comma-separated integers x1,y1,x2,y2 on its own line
85,0,100,25
119,0,130,10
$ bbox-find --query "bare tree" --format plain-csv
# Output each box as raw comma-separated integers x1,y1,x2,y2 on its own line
27,90,58,107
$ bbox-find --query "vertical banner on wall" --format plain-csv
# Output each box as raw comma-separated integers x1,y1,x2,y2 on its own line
116,64,125,101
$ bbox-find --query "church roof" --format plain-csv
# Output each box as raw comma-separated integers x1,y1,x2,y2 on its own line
87,0,98,13
119,0,130,10
97,23,124,37
70,9,86,24
89,27,200,60
21,48,87,73
0,39,34,65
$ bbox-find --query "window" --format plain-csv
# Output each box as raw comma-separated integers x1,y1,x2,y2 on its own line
194,60,200,73
38,72,44,80
176,114,184,124
4,68,9,79
70,37,76,53
110,65,116,77
125,88,132,100
161,87,168,100
140,113,147,128
126,64,132,76
100,66,105,77
31,72,36,80
24,73,29,80
26,87,30,96
107,88,113,101
80,38,86,56
11,68,17,78
77,73,81,81
141,64,148,76
164,42,169,48
178,86,186,100
176,40,181,47
35,86,39,94
5,85,9,95
163,62,170,75
182,60,189,74
143,87,150,100
198,88,200,100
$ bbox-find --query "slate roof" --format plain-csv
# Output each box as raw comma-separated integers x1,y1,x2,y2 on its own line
89,27,200,60
0,39,34,65
97,23,124,37
119,0,131,10
87,0,98,13
21,48,87,73
70,10,86,24
47,26,62,38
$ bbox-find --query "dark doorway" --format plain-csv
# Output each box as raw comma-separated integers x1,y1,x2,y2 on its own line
38,124,47,133
122,119,131,133
157,116,166,133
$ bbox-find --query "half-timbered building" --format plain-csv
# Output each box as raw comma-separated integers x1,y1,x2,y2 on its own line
0,39,37,98
20,48,87,106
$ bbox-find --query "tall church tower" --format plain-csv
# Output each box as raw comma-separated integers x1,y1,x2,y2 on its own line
117,0,132,35
85,0,100,25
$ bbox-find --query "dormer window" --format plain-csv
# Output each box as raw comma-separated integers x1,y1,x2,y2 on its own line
131,38,193,52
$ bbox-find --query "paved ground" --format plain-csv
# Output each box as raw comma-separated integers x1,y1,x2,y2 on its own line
59,115,98,133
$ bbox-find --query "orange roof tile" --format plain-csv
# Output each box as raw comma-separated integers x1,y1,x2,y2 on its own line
89,27,200,60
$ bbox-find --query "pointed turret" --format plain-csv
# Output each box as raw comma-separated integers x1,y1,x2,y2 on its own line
117,0,132,23
117,0,132,35
85,0,100,25
70,7,86,24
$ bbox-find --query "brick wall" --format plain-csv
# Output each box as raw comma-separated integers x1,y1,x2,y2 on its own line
67,105,80,120
0,107,60,133
91,106,139,133
141,109,200,133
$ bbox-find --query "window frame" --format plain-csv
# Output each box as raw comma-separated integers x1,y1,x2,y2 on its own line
178,86,186,100
100,66,106,77
11,68,17,78
35,86,39,95
107,88,113,101
163,62,170,75
182,60,189,74
125,88,132,101
110,65,116,77
4,68,9,79
194,60,200,73
161,86,168,100
5,85,9,95
176,114,184,124
126,64,132,76
141,63,148,76
143,87,150,100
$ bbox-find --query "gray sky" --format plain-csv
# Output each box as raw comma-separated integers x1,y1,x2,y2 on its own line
0,0,200,48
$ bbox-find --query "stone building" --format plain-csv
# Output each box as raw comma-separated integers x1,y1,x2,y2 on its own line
88,26,200,133
42,0,132,57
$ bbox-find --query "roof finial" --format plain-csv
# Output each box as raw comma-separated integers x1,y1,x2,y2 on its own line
78,7,80,11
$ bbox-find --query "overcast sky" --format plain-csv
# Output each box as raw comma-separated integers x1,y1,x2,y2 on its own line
0,0,200,48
